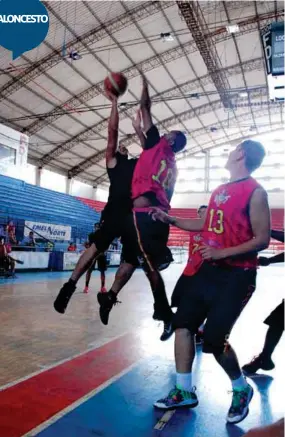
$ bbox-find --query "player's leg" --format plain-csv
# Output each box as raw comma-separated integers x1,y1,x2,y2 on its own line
171,274,205,344
84,260,95,293
97,255,108,292
133,211,174,340
204,267,256,424
243,300,284,374
97,262,136,325
97,229,138,325
54,220,116,314
8,258,16,276
154,272,206,409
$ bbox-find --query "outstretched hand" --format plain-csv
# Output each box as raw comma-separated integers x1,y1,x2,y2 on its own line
106,90,118,103
149,207,172,224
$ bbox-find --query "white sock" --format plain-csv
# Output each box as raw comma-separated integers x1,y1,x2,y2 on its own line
232,374,247,390
176,372,192,392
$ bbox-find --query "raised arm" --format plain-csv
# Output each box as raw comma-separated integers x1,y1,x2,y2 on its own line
151,207,205,231
140,75,153,133
132,110,146,149
106,95,119,169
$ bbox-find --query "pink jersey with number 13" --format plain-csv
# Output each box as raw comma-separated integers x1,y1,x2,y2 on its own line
132,136,177,210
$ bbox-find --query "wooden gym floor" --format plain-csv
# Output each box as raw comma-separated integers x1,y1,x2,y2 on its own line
0,263,284,437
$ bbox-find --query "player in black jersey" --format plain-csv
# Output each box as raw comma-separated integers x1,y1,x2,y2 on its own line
54,95,140,314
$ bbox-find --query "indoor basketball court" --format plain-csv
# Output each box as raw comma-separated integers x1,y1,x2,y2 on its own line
0,1,284,437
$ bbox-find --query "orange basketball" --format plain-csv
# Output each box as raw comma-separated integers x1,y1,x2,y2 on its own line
104,72,128,98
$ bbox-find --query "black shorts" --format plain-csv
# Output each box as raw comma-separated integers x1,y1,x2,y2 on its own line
95,254,107,272
264,300,284,330
89,208,138,266
0,256,10,270
173,263,257,354
123,211,173,272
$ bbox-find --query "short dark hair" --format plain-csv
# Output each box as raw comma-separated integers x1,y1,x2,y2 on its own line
240,140,265,173
198,205,207,213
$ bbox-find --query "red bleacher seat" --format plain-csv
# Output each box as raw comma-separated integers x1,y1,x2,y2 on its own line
77,198,284,253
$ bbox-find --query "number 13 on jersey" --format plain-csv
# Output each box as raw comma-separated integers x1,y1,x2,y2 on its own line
208,208,224,234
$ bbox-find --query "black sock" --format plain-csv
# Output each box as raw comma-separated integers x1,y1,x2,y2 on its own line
108,289,118,301
68,278,76,288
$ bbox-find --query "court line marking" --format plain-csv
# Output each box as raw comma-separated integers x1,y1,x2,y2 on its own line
21,361,141,437
154,410,176,431
0,330,130,392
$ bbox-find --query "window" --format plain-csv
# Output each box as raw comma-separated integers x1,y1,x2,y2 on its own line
0,143,16,170
263,152,284,166
209,179,228,191
257,178,284,191
209,155,228,168
178,168,205,181
175,179,205,193
177,155,205,170
254,165,284,179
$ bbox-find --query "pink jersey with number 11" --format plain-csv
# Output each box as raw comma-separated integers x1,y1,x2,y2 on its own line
132,136,177,210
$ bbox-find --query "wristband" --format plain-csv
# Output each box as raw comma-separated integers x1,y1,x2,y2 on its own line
169,216,176,225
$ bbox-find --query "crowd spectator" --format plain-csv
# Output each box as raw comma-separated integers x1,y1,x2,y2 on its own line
46,241,54,252
0,237,15,276
22,231,36,247
7,221,17,245
67,242,77,252
0,224,6,238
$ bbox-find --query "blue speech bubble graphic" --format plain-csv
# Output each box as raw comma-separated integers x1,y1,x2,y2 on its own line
0,0,49,60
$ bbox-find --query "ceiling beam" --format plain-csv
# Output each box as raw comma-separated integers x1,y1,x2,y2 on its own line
36,57,265,170
177,1,232,108
0,1,174,102
67,57,264,177
94,104,283,186
24,9,282,139
69,87,278,179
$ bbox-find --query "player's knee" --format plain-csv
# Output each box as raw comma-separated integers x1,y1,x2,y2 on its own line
175,327,192,339
202,327,226,355
173,314,196,333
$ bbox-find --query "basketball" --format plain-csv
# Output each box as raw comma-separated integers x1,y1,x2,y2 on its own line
104,72,128,98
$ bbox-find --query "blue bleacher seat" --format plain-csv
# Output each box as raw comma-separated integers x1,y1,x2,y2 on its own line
0,174,100,242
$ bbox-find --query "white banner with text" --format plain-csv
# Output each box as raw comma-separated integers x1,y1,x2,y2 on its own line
25,221,71,241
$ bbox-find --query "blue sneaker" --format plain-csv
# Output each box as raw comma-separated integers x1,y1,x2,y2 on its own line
154,386,198,410
227,383,254,424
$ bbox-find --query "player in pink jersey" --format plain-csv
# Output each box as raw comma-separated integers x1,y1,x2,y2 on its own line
97,76,187,341
152,140,271,425
171,205,207,344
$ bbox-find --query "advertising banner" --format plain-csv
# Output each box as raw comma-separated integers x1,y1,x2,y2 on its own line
25,221,71,241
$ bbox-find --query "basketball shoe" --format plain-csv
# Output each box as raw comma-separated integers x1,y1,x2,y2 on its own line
242,354,275,375
97,290,120,325
54,280,76,314
160,321,174,341
154,386,198,409
227,383,253,424
83,286,89,294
